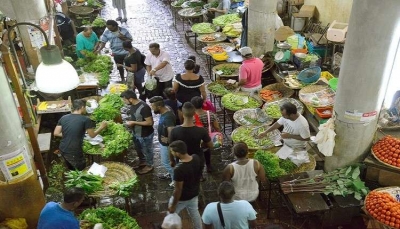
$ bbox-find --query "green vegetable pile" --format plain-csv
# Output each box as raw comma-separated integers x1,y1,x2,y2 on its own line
172,0,186,7
65,170,104,194
254,150,298,180
99,93,125,109
91,94,124,122
48,160,66,191
221,93,261,111
83,121,132,157
218,66,237,75
231,126,273,149
92,17,106,27
76,52,113,87
265,104,282,119
191,23,217,34
243,116,264,125
188,1,205,7
204,0,219,8
208,84,229,96
213,14,241,27
87,0,103,8
79,206,140,229
109,177,139,197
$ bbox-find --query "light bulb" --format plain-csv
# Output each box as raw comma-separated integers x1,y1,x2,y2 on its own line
36,60,80,93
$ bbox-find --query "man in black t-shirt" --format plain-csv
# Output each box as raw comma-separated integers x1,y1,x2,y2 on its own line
121,90,154,174
56,12,77,45
169,102,212,174
168,140,203,229
54,100,107,170
149,96,176,184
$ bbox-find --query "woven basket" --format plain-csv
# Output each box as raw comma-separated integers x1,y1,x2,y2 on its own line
259,83,294,103
69,6,94,15
262,98,304,119
299,85,335,108
231,125,280,150
233,108,273,126
371,148,400,171
85,161,136,198
206,80,238,96
212,63,241,77
221,92,263,112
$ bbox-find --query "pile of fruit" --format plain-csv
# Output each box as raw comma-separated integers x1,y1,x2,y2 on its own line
259,89,282,102
365,189,400,228
372,135,400,168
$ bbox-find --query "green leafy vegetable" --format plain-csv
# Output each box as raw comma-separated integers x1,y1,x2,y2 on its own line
109,177,139,197
265,104,282,119
172,0,186,7
221,93,261,111
64,170,103,194
79,206,140,229
86,0,103,8
232,126,272,149
213,14,241,27
91,104,120,122
254,150,286,179
99,93,124,109
191,23,217,34
217,66,237,75
91,17,106,27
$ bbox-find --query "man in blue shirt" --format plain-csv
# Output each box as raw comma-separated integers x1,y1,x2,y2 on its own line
96,20,133,82
37,187,85,229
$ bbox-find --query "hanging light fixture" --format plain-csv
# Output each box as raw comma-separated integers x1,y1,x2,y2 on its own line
8,22,79,93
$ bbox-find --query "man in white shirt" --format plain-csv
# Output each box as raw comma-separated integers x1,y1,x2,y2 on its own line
260,102,310,149
202,181,257,229
145,43,174,97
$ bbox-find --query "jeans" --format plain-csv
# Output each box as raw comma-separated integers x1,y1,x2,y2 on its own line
156,79,172,98
133,132,154,166
160,144,174,180
113,54,126,81
175,196,202,229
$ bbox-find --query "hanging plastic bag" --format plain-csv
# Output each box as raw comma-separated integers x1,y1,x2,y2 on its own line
144,75,157,91
315,118,336,156
161,213,182,229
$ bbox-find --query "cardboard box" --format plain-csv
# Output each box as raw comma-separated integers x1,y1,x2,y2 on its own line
293,5,316,18
289,0,304,5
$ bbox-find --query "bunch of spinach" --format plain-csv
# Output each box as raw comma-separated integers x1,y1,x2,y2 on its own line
109,177,139,197
79,206,140,229
99,94,124,109
65,170,103,194
254,150,286,179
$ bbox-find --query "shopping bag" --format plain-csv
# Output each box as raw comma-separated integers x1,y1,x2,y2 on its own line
203,100,216,113
161,213,182,229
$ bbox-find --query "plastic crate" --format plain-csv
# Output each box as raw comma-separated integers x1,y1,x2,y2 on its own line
307,40,328,58
316,107,333,118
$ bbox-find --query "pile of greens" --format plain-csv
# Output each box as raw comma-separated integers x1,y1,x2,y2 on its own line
280,164,369,200
76,52,113,87
91,94,124,122
265,104,282,119
48,160,66,191
213,14,241,27
65,170,104,194
79,206,140,229
87,0,103,8
221,93,261,111
109,177,139,197
83,121,132,157
99,94,124,109
232,127,273,149
191,23,216,34
92,17,106,27
254,150,298,180
172,0,186,7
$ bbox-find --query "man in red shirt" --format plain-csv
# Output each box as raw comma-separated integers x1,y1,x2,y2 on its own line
238,47,264,93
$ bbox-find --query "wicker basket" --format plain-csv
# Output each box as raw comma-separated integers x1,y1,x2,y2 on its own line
262,98,304,119
231,125,281,150
69,6,94,15
259,83,294,103
212,63,241,77
221,92,263,112
85,161,136,198
299,85,335,108
206,80,238,96
233,108,273,126
371,148,400,171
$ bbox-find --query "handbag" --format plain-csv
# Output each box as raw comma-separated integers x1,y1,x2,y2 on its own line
207,111,223,148
217,202,225,229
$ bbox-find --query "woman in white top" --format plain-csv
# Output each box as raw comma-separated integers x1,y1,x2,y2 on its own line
222,142,266,202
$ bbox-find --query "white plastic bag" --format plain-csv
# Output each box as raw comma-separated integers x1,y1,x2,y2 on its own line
162,213,182,229
144,75,157,91
315,118,336,156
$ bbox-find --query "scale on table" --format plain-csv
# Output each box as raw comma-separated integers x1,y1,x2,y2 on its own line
275,42,291,62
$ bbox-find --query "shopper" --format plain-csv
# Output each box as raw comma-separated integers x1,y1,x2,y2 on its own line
202,181,257,229
238,47,264,94
169,102,213,181
118,41,146,101
164,87,182,125
121,90,154,174
208,0,231,17
54,99,107,171
75,26,99,58
191,96,221,172
37,187,86,229
56,12,77,45
149,96,176,185
259,102,310,150
145,43,175,97
168,140,203,229
112,0,128,22
96,20,133,82
222,142,266,202
188,55,201,74
173,59,206,106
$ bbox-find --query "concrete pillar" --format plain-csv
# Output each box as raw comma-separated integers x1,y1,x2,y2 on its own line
0,66,45,227
324,0,400,171
248,0,277,57
0,0,48,69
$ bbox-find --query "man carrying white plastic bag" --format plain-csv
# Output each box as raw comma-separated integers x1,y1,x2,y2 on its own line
162,213,182,229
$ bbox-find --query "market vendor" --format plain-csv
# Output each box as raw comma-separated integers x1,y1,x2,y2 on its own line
75,26,100,58
208,0,231,17
259,102,310,150
54,99,108,171
238,47,263,93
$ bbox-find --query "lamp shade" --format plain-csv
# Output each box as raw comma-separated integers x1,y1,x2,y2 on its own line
35,45,80,93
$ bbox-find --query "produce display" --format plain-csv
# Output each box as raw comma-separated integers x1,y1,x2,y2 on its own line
233,108,273,126
365,188,400,228
201,35,216,41
91,94,124,122
263,98,304,119
264,104,281,119
65,170,104,194
222,22,242,37
285,77,304,88
205,45,224,54
109,177,139,197
221,93,261,111
280,164,369,200
79,206,140,229
92,17,106,27
87,0,103,8
254,150,297,179
372,135,400,168
231,126,274,149
259,89,282,102
191,23,217,34
215,65,238,75
207,82,236,96
299,87,335,107
172,0,186,7
213,14,241,27
76,52,113,87
83,121,132,157
203,0,219,8
99,94,125,110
